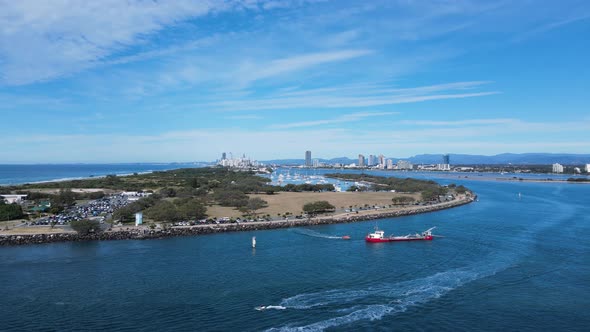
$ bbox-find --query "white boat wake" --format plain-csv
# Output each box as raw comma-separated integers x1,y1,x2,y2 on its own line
292,229,342,240
266,260,512,331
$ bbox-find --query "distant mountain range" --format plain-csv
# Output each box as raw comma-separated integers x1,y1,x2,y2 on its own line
261,153,590,165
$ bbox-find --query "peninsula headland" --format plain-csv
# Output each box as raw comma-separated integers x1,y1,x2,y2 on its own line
1,167,475,246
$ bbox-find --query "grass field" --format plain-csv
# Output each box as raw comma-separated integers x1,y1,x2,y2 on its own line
0,226,75,235
206,191,420,218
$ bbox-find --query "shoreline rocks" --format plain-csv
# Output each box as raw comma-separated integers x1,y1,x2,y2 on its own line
0,196,475,246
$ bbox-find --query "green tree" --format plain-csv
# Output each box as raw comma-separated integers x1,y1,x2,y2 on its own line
392,196,416,205
175,198,207,220
112,196,160,223
144,200,180,222
302,201,335,215
158,187,177,198
455,185,468,194
213,190,249,207
103,174,121,186
244,197,268,217
53,188,76,207
0,201,25,220
70,219,101,235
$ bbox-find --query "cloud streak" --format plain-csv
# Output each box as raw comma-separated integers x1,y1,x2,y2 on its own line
0,0,229,85
272,111,397,129
397,118,516,126
234,49,373,87
513,12,590,42
203,81,499,111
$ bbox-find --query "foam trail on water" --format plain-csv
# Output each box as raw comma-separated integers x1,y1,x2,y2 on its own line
267,262,510,332
291,229,343,240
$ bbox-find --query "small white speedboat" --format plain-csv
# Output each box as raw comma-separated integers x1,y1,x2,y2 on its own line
255,305,286,311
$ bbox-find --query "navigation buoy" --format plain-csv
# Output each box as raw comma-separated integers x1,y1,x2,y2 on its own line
252,236,256,248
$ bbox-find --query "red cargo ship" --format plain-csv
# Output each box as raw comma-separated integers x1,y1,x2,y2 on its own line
365,227,436,243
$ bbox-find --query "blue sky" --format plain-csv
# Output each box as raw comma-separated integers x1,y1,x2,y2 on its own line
1,0,589,163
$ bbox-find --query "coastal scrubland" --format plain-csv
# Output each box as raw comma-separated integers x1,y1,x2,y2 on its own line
2,167,465,228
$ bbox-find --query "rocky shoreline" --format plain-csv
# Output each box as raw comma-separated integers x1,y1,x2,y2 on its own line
0,196,475,246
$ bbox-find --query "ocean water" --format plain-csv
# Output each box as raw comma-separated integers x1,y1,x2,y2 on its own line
0,163,204,185
1,175,589,331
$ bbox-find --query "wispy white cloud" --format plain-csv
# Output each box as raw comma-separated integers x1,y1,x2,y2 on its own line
272,111,397,129
272,81,492,98
0,0,229,85
398,118,516,126
0,93,69,110
101,36,221,67
234,49,373,87
225,114,264,120
1,0,333,86
513,12,590,42
322,29,362,47
78,48,374,100
202,81,498,111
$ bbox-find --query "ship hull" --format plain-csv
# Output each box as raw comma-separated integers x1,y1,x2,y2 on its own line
365,236,433,242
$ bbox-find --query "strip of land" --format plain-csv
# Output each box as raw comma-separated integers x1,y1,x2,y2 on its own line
0,193,474,246
1,167,475,246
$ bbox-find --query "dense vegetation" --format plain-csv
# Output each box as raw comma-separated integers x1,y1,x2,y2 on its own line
70,219,102,235
6,167,336,194
0,201,25,221
391,196,416,205
240,197,268,217
282,183,335,192
567,178,590,182
146,198,207,222
4,168,272,192
302,201,336,215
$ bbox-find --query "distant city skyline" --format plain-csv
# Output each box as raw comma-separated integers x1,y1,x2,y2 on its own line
1,1,589,163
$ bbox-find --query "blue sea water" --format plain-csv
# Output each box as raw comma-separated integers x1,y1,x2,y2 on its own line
1,173,589,331
0,163,205,185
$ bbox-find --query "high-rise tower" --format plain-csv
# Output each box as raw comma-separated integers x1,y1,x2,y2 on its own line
443,154,450,165
305,151,312,167
358,154,366,167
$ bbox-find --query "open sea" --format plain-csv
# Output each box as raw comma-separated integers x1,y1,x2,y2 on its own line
1,170,589,331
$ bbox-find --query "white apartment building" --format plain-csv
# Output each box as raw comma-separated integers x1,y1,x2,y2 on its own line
552,163,564,173
386,159,394,169
397,160,413,170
